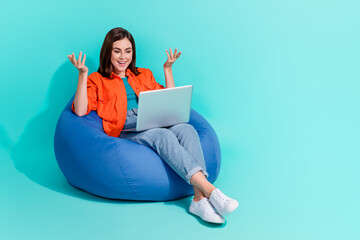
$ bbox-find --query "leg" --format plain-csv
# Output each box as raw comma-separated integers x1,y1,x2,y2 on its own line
168,124,207,174
193,186,206,202
168,124,211,199
191,171,216,198
120,126,237,222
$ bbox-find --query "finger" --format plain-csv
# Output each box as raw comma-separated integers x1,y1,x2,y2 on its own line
174,48,178,58
166,49,170,59
78,51,83,65
169,48,173,58
72,53,77,65
176,52,182,58
82,54,86,65
69,53,76,65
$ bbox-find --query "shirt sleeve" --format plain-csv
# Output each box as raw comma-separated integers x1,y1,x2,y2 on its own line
72,73,98,115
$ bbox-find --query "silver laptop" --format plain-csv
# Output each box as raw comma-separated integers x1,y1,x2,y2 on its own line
135,85,193,131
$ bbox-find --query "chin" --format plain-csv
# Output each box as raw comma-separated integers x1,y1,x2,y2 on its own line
115,67,126,73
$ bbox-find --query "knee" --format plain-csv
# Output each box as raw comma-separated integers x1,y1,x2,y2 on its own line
147,128,177,143
172,123,197,134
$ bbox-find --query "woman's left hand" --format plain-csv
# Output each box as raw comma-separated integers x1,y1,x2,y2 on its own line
164,48,182,69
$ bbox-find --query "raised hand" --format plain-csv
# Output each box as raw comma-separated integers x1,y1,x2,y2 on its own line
164,48,182,69
68,51,88,74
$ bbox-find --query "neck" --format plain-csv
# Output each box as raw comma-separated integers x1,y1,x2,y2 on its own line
115,70,126,78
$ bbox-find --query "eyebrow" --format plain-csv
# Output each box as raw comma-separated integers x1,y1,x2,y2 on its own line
113,47,132,50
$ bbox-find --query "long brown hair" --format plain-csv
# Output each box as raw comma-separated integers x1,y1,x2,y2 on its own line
98,27,140,77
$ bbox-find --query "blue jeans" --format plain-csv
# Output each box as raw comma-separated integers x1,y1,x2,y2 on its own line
119,109,209,184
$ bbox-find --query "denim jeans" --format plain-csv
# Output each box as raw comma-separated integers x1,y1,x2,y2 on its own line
119,108,209,184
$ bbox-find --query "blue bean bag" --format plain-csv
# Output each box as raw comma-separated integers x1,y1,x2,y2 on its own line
54,96,221,201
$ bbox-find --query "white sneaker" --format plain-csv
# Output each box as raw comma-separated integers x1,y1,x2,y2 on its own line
209,188,239,216
189,198,225,224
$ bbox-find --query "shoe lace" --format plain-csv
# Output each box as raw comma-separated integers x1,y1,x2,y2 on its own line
215,190,230,204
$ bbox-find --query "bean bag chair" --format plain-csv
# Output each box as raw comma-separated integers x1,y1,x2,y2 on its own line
54,96,221,201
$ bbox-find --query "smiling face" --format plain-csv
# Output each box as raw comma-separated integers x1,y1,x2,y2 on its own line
111,38,133,78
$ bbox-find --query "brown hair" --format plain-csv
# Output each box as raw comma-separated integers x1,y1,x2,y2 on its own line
97,27,140,77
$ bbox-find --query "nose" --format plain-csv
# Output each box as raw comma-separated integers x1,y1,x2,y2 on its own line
117,52,124,59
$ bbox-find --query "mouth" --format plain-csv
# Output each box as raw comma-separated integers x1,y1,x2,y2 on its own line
117,61,127,67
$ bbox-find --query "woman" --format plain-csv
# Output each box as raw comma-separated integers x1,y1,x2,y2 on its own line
68,27,238,224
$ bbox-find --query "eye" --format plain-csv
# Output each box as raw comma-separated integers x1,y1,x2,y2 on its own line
126,51,131,54
114,50,120,53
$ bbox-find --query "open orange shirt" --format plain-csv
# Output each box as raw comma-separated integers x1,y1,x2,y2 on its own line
72,68,165,137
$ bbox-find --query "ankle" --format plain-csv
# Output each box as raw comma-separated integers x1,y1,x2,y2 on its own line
204,186,216,198
193,195,206,202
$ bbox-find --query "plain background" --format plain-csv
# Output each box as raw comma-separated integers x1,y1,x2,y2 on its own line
1,0,359,239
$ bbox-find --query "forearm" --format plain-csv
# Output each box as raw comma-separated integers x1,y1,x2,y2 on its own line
164,66,175,88
73,72,89,116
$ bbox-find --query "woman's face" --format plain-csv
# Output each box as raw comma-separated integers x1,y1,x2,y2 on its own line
111,38,133,77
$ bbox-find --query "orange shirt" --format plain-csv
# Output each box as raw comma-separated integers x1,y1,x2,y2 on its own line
72,68,165,137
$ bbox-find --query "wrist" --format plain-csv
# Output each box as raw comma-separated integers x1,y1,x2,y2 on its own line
79,71,88,77
163,65,172,71
78,72,88,83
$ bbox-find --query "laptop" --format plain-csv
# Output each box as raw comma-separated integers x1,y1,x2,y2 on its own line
129,85,193,132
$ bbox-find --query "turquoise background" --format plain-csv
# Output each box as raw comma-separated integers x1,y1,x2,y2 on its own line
1,0,359,239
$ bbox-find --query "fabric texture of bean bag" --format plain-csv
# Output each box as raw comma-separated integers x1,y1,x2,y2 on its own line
54,96,221,201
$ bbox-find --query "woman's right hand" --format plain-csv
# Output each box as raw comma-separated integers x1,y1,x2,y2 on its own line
68,51,88,74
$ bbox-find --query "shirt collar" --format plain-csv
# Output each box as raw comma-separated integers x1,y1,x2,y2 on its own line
110,68,133,79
